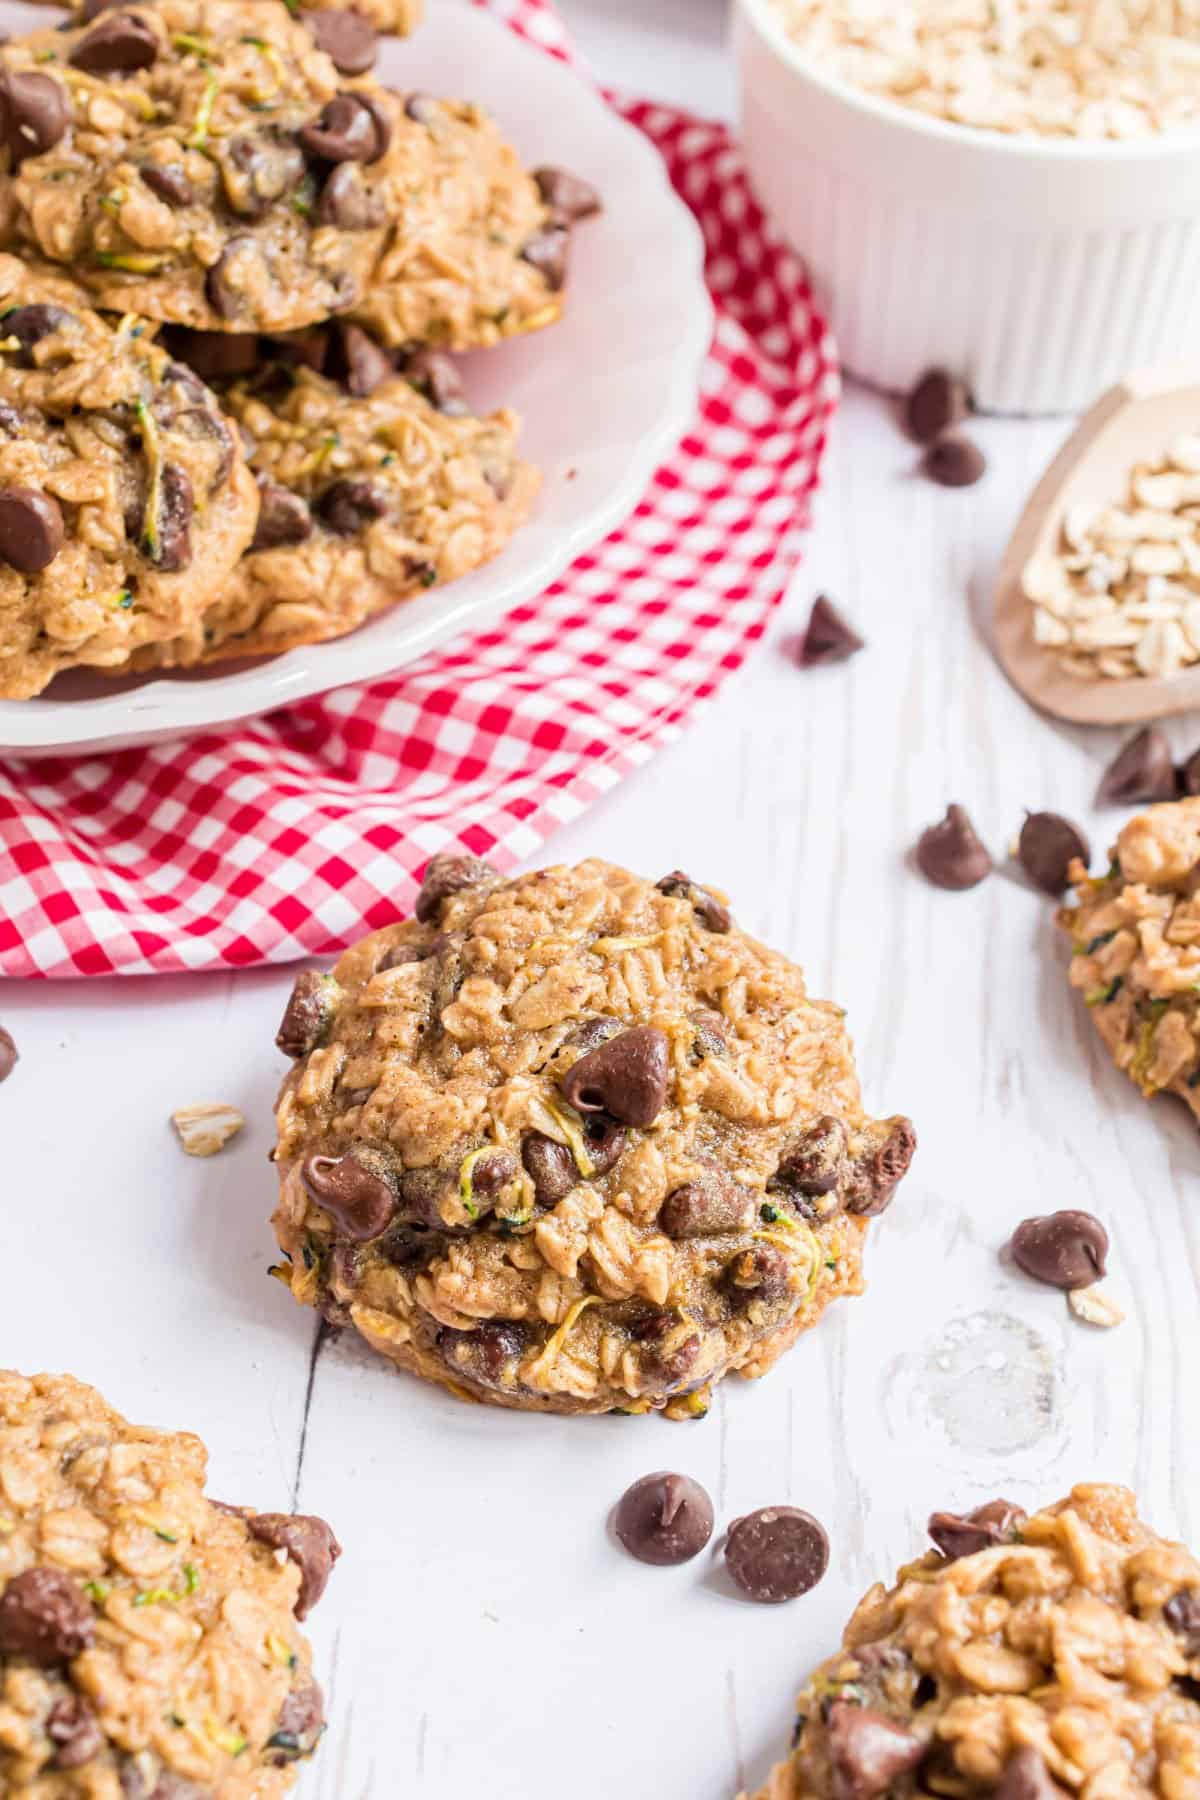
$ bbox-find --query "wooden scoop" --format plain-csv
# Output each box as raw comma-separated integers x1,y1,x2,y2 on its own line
993,364,1200,726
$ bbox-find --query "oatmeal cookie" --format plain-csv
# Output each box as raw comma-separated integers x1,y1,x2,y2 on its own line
126,342,538,666
0,1369,338,1795
0,255,256,699
0,0,424,334
1059,798,1200,1123
269,858,916,1418
748,1484,1200,1800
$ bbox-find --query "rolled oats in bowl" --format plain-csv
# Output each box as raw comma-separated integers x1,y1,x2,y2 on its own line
765,0,1200,138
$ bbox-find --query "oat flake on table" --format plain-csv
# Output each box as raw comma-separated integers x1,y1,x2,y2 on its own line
767,0,1200,138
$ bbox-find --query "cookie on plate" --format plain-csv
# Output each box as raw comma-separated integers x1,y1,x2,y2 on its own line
0,0,422,334
0,1369,338,1794
0,255,257,698
748,1483,1200,1800
1060,797,1200,1121
126,334,538,666
270,857,916,1418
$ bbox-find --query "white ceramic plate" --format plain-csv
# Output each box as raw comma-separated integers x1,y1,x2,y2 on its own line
0,0,712,754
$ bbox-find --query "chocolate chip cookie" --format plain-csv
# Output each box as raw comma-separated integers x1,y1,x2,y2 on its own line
270,858,916,1418
0,0,422,334
748,1484,1200,1800
0,1369,337,1794
125,340,538,667
0,255,256,698
1059,797,1200,1122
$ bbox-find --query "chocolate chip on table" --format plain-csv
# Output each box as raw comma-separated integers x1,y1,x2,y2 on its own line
46,1694,103,1771
276,969,331,1058
824,1699,925,1799
1097,726,1178,806
0,1567,95,1665
1007,1209,1108,1290
0,70,70,163
656,870,731,932
800,594,865,666
317,477,388,536
927,1498,1026,1561
0,1026,16,1083
151,463,194,571
0,487,65,574
299,91,387,164
659,1167,757,1238
561,1025,669,1128
1,303,75,368
724,1505,829,1603
302,6,377,74
992,1747,1070,1800
69,11,158,71
414,853,498,923
724,1243,791,1305
334,322,393,397
1017,811,1090,895
905,367,970,445
614,1472,714,1566
400,348,468,415
533,164,603,222
142,161,195,208
925,433,986,488
252,480,312,552
316,161,385,230
301,1149,396,1240
915,804,993,890
520,223,569,291
246,1512,341,1619
521,1130,577,1206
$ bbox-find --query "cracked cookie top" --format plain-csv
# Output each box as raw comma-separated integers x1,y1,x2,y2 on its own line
270,857,916,1417
0,0,423,333
0,1370,338,1796
751,1484,1200,1800
0,255,256,698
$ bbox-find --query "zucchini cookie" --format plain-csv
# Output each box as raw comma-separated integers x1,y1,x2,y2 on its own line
749,1483,1200,1800
0,1369,338,1795
270,858,916,1418
0,0,421,334
1060,797,1200,1122
126,340,538,666
0,255,256,699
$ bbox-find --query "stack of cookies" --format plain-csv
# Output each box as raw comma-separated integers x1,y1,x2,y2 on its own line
0,0,599,697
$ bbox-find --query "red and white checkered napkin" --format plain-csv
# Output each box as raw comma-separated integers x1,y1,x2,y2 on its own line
0,0,839,979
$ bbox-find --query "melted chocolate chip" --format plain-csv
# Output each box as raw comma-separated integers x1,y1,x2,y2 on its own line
659,1167,756,1238
560,1025,669,1128
0,70,70,163
0,1568,95,1666
152,463,194,570
842,1117,917,1218
725,1506,829,1602
164,327,259,382
533,164,603,222
299,91,388,164
1165,1590,1200,1640
927,1498,1026,1561
205,235,257,321
317,477,388,536
142,161,195,208
772,1115,847,1198
247,1513,341,1619
615,1472,714,1566
414,853,497,924
438,1319,526,1387
655,870,731,932
521,1130,576,1206
1,303,75,368
276,970,332,1058
825,1700,925,1800
46,1695,103,1770
800,594,865,666
1008,1210,1108,1290
0,487,65,574
69,11,158,72
723,1243,791,1305
400,348,468,415
267,1679,326,1763
317,161,385,230
1017,812,1090,895
1098,727,1178,807
915,804,993,890
222,131,306,218
302,7,377,73
301,1151,396,1241
520,223,569,291
334,322,393,397
906,368,970,445
252,480,312,551
992,1747,1070,1800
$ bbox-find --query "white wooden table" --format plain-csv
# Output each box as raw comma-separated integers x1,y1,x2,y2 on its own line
4,5,1198,1796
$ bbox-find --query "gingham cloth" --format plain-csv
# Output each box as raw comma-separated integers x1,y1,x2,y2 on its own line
0,0,839,979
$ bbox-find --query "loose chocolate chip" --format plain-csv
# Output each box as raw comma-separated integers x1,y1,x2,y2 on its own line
222,132,306,218
825,1700,925,1800
725,1506,829,1603
0,70,70,163
1017,811,1090,895
656,870,731,932
0,1026,16,1083
724,1243,791,1306
303,7,376,73
1179,747,1200,797
316,160,385,229
800,594,864,667
400,347,468,415
925,433,986,487
276,970,331,1057
205,236,257,321
1,303,74,368
404,91,437,124
521,1130,576,1206
151,463,193,571
906,368,970,445
414,853,497,924
70,11,158,71
252,480,312,552
561,1025,669,1129
268,1679,326,1762
0,487,64,574
659,1168,756,1238
615,1472,714,1566
843,1116,917,1218
533,164,602,222
992,1747,1070,1800
316,477,388,536
439,1319,526,1386
1165,1590,1200,1639
142,161,195,208
0,1568,95,1666
915,804,993,890
301,1150,396,1240
927,1498,1026,1561
1008,1209,1108,1290
1098,727,1178,807
299,91,385,164
335,322,393,397
247,1513,341,1620
46,1694,103,1770
520,223,569,291
772,1115,848,1198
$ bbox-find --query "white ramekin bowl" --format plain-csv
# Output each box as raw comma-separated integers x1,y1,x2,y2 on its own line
735,0,1200,415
